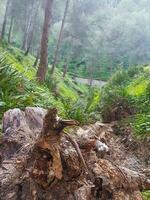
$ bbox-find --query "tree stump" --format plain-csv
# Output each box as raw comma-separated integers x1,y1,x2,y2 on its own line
0,107,149,200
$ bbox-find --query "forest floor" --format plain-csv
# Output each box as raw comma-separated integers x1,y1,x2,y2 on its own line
0,108,149,200
0,41,150,199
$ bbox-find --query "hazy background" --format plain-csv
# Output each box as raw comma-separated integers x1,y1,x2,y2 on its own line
0,0,150,80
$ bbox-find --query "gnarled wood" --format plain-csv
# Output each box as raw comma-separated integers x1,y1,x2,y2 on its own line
0,108,149,200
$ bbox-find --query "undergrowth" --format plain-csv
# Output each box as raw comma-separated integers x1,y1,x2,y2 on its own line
142,190,150,200
0,42,101,125
101,65,150,138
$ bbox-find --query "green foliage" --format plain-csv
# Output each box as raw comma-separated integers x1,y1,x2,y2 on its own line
61,88,101,124
101,84,135,122
0,43,100,124
102,66,150,137
145,81,150,100
109,66,143,87
127,76,149,97
131,114,150,138
45,69,59,94
0,50,58,119
0,44,35,80
142,190,150,200
2,0,150,81
109,69,129,86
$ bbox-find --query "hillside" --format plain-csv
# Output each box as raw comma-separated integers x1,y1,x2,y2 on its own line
101,65,150,138
0,0,150,199
0,41,101,124
0,42,150,199
1,41,150,140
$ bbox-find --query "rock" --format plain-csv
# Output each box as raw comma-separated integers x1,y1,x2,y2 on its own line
95,140,109,158
74,186,92,200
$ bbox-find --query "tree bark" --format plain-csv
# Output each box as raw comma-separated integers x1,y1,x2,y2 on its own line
51,0,70,75
21,1,35,51
21,11,32,50
8,17,14,43
37,0,53,83
0,108,150,200
25,1,40,56
62,58,68,78
0,0,11,40
33,48,40,67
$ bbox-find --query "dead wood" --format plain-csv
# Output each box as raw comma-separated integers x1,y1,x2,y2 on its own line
0,107,149,200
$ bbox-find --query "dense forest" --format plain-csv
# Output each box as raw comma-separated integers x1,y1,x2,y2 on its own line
0,0,150,199
1,0,150,80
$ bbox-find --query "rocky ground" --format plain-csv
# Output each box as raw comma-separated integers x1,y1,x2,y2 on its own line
0,107,149,200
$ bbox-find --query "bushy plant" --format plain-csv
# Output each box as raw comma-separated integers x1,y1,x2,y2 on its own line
127,65,143,78
61,88,101,124
45,68,59,93
0,52,55,119
142,190,150,200
101,85,135,122
109,69,129,86
0,47,100,124
131,114,150,137
109,66,143,88
145,81,150,100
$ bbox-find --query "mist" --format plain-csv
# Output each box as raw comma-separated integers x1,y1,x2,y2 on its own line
0,0,150,79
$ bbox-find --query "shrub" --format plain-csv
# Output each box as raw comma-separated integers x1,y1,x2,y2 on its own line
131,114,150,137
141,190,150,200
127,65,143,78
101,85,135,122
145,81,150,100
61,88,101,124
0,49,100,124
0,52,56,119
109,69,129,86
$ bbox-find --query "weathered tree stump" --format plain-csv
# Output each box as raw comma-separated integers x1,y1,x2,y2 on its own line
0,107,149,200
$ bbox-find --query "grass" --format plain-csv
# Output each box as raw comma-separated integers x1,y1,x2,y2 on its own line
142,190,150,200
126,76,149,96
0,40,101,125
101,65,150,138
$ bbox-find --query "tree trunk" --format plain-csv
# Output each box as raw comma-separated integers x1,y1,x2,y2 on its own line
88,65,93,87
51,0,70,75
62,58,68,78
0,108,150,200
33,48,40,67
0,0,10,40
37,0,53,83
21,12,32,50
8,17,14,43
21,1,35,51
25,1,40,56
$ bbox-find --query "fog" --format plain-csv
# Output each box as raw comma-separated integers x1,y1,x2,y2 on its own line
0,0,150,79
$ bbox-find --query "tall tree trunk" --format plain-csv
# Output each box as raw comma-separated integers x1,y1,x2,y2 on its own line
62,58,68,78
33,48,40,67
21,1,35,51
37,0,53,83
21,12,31,50
24,35,32,55
1,0,10,40
8,17,14,43
25,1,40,56
21,16,33,51
51,0,70,75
